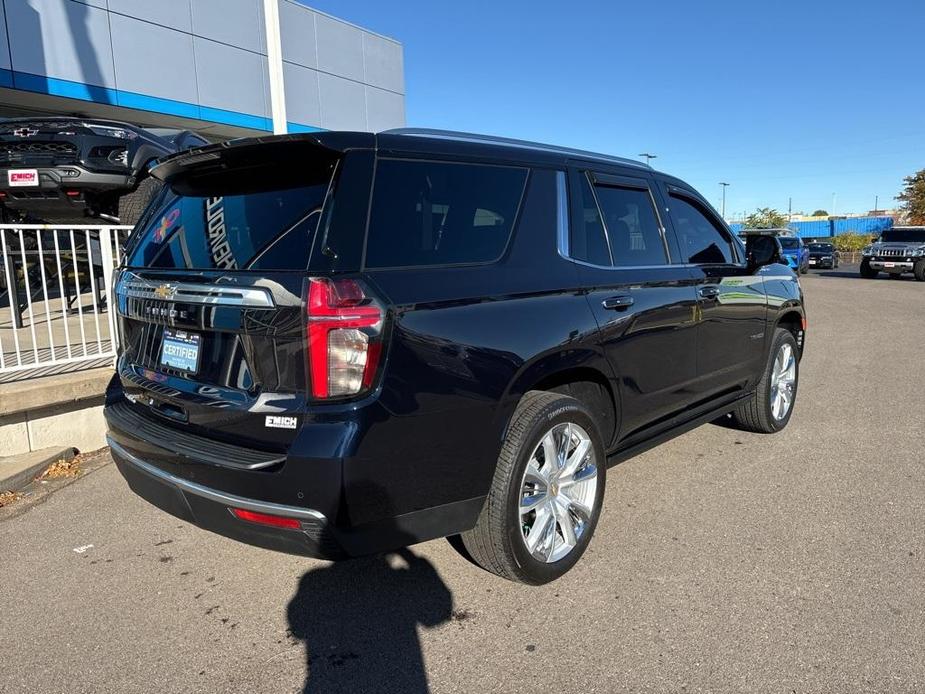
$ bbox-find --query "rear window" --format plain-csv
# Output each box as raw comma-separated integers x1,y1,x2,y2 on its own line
126,183,330,270
778,237,799,249
364,159,528,269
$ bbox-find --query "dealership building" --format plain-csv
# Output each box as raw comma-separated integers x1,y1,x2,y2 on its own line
0,0,406,138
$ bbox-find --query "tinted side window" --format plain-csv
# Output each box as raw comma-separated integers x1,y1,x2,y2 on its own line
365,160,527,268
595,185,666,266
570,173,611,266
669,195,736,264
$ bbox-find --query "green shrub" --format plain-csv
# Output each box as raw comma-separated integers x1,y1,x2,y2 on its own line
833,232,873,252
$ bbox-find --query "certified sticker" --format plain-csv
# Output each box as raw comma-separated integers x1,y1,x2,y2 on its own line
265,415,298,430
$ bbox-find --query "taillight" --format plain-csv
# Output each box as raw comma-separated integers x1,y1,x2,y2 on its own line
306,277,383,399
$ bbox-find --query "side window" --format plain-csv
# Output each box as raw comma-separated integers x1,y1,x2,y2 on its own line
569,173,611,266
594,184,667,266
669,195,737,264
365,159,527,269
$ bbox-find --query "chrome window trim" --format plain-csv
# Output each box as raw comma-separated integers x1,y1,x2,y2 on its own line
108,437,327,522
116,274,275,308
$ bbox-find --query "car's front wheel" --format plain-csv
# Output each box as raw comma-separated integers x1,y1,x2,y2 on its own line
460,390,606,584
860,259,878,279
914,260,925,282
731,328,799,433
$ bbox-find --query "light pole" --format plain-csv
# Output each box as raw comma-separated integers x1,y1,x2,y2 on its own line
638,152,657,166
719,182,730,219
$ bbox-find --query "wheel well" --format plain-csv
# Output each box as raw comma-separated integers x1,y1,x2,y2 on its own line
776,310,805,354
531,368,617,448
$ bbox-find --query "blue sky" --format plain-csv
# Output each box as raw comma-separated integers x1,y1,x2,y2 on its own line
306,1,924,218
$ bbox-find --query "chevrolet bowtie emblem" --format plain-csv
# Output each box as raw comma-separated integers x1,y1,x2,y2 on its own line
153,283,177,300
12,127,38,137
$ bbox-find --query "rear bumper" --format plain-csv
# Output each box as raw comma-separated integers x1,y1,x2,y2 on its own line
108,436,344,559
105,387,487,560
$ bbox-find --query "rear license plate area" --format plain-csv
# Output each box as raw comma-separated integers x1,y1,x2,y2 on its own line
160,329,201,374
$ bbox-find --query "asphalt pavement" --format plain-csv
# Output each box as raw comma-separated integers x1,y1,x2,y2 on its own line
2,267,923,694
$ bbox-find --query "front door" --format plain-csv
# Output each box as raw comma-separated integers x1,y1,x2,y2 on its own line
658,183,768,400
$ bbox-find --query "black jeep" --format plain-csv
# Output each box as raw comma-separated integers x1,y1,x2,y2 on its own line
0,117,207,224
105,129,805,584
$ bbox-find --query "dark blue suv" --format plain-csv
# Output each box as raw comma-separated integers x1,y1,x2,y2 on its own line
105,130,805,584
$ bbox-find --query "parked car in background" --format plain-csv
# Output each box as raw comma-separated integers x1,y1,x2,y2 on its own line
105,129,806,585
777,235,809,274
0,117,208,225
739,229,808,274
860,226,925,280
807,242,839,269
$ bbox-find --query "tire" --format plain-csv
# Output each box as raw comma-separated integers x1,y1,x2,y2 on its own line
117,176,162,227
730,328,799,434
914,260,925,282
460,390,606,585
859,259,878,279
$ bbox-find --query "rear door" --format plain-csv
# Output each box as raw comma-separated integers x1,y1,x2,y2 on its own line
657,181,768,399
115,141,356,451
566,166,700,438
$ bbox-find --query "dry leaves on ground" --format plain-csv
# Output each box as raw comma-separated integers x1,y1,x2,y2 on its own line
37,455,83,480
0,491,22,508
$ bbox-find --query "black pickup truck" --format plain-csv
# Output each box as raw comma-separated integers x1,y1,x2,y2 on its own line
0,117,207,225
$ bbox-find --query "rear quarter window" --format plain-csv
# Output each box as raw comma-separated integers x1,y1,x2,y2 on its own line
364,159,528,269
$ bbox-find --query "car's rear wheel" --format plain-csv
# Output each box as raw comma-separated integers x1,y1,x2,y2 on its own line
731,328,799,434
860,259,878,279
460,390,606,584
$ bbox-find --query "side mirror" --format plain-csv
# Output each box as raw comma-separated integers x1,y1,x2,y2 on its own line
746,234,782,270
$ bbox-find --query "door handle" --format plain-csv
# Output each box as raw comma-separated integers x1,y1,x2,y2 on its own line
602,295,634,310
698,286,720,299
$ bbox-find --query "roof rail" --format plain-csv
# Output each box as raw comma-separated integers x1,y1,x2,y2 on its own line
382,128,650,169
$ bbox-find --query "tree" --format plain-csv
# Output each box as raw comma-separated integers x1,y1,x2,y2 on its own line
896,169,925,224
811,209,829,217
744,207,788,229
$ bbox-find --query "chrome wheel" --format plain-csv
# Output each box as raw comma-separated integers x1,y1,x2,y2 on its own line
769,342,796,421
519,422,599,563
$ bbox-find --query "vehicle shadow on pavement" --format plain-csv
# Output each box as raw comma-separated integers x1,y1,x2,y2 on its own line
286,524,453,693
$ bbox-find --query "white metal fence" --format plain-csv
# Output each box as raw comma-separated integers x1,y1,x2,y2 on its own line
0,224,133,382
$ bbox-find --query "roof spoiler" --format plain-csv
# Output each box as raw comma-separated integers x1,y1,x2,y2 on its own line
149,131,373,195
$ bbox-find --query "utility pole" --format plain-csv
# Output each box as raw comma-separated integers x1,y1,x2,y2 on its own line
719,182,730,219
874,195,879,214
638,152,657,166
788,197,792,222
832,192,837,217
263,0,287,134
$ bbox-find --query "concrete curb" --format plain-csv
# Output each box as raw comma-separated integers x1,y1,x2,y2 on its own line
0,446,78,493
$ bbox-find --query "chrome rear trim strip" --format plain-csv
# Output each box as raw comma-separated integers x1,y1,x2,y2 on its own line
108,437,326,522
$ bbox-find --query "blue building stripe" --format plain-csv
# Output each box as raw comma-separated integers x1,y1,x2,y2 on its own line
13,71,117,104
115,89,200,120
2,70,323,135
286,121,324,134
